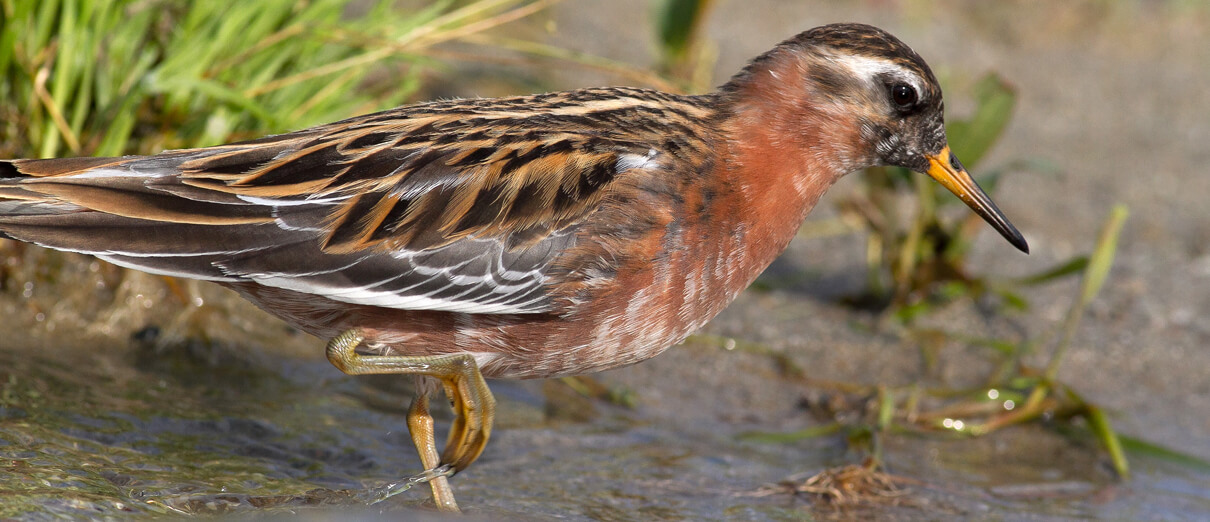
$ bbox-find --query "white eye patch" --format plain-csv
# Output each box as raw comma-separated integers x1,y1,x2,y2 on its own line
829,53,926,102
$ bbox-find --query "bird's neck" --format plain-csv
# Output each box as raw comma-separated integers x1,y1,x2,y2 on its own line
709,71,863,284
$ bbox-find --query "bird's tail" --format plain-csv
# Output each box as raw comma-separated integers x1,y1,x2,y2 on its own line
0,150,338,283
0,157,132,217
0,154,268,281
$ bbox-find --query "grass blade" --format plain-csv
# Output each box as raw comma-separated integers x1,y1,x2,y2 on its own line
1086,404,1129,479
1012,256,1089,286
1043,205,1129,382
1119,435,1210,473
738,422,844,444
948,73,1016,167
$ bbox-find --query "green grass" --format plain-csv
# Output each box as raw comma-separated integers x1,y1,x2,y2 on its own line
0,0,573,338
653,0,716,92
734,205,1154,480
0,0,564,159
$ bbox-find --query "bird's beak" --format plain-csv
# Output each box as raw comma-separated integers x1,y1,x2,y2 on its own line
925,146,1029,253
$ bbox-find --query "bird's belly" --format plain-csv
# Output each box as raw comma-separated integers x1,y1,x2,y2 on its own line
222,219,763,381
479,233,758,380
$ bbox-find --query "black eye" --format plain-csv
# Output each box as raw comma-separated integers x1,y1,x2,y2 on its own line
890,83,917,110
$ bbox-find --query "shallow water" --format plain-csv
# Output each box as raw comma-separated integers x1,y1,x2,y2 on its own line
1,312,1207,519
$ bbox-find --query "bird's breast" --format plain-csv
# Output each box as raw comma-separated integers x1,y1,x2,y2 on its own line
520,147,838,379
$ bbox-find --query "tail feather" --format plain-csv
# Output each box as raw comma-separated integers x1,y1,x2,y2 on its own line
2,156,132,178
0,154,310,281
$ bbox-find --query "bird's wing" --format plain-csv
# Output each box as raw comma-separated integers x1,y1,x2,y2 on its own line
0,92,683,314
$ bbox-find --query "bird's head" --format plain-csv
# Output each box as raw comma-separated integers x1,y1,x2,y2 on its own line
722,23,1028,253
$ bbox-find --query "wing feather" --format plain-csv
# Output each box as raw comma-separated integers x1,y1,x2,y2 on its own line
0,87,706,315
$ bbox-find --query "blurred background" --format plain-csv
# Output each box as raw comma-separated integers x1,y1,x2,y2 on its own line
1,0,1207,518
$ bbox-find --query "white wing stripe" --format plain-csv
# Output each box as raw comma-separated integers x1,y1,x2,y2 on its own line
248,273,539,314
95,254,238,282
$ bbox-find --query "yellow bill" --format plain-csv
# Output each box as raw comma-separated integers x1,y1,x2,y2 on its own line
926,146,1029,253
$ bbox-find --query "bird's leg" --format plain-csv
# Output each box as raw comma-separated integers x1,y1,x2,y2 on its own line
325,329,496,511
431,353,495,472
406,391,458,511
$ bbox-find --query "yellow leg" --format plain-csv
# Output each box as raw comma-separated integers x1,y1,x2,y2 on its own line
407,393,458,511
325,329,496,511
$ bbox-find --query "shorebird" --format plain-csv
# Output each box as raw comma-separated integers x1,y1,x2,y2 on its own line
0,23,1027,511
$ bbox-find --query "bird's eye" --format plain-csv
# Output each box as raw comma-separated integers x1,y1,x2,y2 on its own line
890,83,917,110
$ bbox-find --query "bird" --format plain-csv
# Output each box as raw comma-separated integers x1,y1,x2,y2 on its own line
0,23,1028,511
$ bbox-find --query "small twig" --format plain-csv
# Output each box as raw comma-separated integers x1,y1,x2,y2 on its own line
243,0,563,99
402,0,562,51
32,67,82,154
747,464,914,508
356,464,457,504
